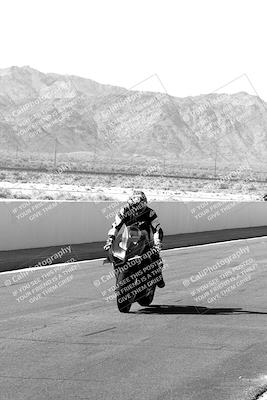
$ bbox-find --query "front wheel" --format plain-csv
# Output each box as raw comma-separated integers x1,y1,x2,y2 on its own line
115,268,134,313
137,287,156,307
116,297,132,313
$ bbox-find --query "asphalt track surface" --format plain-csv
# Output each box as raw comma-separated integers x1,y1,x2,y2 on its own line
0,237,267,400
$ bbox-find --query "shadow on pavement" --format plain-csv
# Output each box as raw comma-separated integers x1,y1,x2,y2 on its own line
133,305,267,315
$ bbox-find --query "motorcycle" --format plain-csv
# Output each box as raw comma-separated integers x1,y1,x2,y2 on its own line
104,223,162,313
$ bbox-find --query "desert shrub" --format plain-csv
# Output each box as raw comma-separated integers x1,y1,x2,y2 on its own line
218,182,229,189
0,188,13,198
234,183,242,190
247,184,257,191
13,192,31,199
64,194,78,200
124,180,134,188
94,194,114,201
73,175,83,181
39,194,55,200
13,171,22,179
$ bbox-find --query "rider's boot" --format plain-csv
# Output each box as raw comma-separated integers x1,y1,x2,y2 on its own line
157,272,165,288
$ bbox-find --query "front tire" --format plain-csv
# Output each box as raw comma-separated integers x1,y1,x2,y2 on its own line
137,287,155,306
115,268,134,313
116,298,132,313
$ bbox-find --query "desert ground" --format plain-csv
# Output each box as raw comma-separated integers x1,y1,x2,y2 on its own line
0,168,265,201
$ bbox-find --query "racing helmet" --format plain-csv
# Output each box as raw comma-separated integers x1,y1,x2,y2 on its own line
127,190,148,214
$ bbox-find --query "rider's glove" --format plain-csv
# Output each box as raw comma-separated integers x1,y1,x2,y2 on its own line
103,236,114,251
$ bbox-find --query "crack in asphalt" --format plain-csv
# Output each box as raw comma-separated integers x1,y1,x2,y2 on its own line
83,327,116,336
0,335,238,352
0,336,105,345
0,374,100,382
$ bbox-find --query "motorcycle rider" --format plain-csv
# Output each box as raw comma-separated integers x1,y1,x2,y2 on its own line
103,190,165,288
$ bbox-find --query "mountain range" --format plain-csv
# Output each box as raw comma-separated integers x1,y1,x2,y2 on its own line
0,66,266,172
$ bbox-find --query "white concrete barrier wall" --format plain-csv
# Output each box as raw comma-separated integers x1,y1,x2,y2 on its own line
0,201,266,251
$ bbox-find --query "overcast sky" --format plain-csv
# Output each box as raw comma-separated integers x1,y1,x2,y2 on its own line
1,0,267,99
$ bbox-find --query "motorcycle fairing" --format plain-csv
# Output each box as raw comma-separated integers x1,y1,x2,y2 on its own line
111,224,150,262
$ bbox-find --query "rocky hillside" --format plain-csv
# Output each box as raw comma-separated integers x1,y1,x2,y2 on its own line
0,66,267,171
